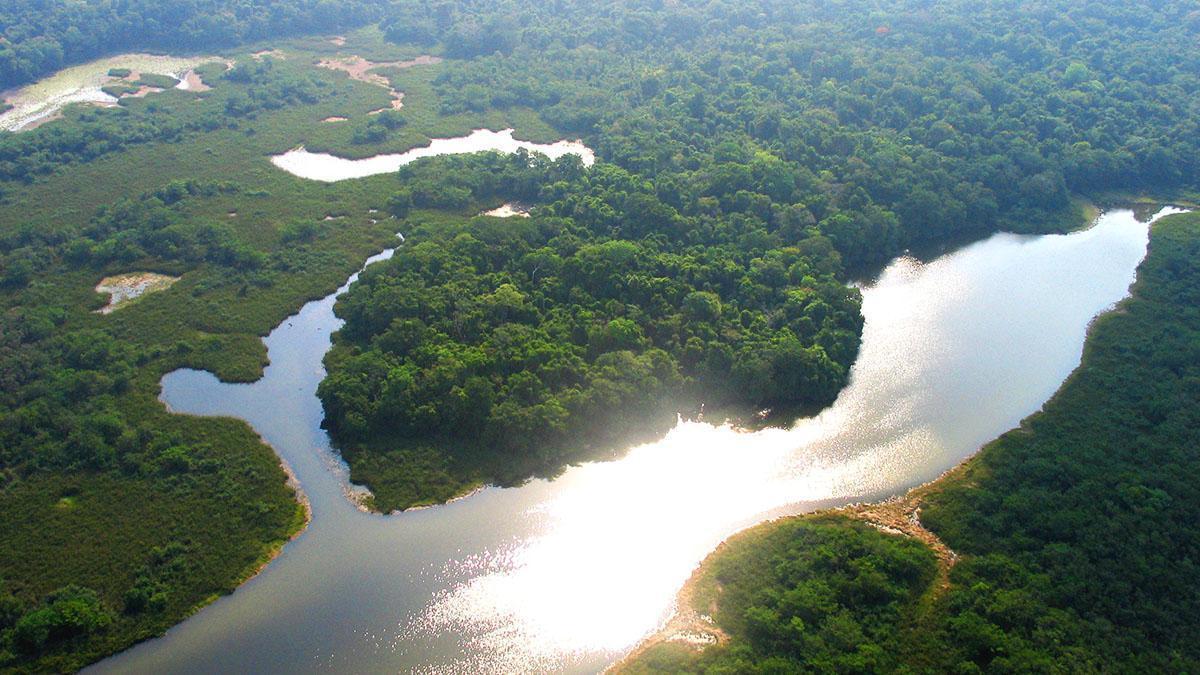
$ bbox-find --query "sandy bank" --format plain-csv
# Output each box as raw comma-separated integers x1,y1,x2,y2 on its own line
481,202,532,218
95,272,180,313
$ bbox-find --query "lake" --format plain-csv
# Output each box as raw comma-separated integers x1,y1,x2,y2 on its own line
89,207,1179,673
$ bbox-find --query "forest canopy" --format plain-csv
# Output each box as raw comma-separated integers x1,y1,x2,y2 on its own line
0,0,1197,670
316,0,1200,508
624,212,1200,672
318,152,863,509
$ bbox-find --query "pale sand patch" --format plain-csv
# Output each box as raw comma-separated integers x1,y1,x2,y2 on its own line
21,110,64,130
322,116,349,123
317,55,442,84
94,272,180,313
0,54,216,132
104,72,168,101
317,55,440,111
481,202,532,218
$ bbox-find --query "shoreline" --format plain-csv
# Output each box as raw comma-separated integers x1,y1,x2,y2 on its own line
608,461,967,673
339,202,1150,518
612,204,1181,671
154,400,315,580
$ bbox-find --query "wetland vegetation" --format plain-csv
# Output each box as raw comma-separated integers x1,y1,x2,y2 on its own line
0,0,1197,671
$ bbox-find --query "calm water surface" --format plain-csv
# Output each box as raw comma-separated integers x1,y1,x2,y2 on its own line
90,208,1179,673
271,128,596,182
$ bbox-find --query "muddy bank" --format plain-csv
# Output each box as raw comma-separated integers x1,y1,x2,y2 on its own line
316,55,441,112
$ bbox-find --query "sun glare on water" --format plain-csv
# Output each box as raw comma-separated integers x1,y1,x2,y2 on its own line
396,234,1014,672
389,210,1168,673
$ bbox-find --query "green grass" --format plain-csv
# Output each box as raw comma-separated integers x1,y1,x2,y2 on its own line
133,73,180,89
100,82,139,98
0,41,580,672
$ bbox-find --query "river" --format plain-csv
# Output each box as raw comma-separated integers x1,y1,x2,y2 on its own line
88,207,1180,673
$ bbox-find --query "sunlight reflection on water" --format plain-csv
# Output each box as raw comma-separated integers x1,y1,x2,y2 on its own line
91,209,1180,675
392,209,1178,673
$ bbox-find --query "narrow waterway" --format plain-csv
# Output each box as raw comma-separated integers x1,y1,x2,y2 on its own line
89,208,1179,673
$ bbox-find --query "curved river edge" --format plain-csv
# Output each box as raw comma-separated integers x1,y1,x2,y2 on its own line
90,204,1168,673
136,245,400,646
270,127,596,181
613,205,1193,671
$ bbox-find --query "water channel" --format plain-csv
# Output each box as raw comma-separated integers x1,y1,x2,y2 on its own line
91,207,1179,673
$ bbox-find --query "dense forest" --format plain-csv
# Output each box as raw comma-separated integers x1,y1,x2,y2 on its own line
626,515,938,673
319,152,863,510
624,211,1200,672
0,0,1197,671
0,0,386,89
318,0,1200,509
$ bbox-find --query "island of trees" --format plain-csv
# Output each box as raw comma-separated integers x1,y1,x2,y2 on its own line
317,0,1199,510
0,0,1196,671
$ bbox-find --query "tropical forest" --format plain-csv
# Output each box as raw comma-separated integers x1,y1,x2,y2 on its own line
0,0,1197,672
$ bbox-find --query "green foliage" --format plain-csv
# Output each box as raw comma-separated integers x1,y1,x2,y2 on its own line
319,152,863,509
395,0,1198,251
0,59,336,184
133,73,179,90
628,213,1200,673
100,82,139,99
0,45,408,674
0,0,1195,670
10,586,111,654
628,516,937,673
913,212,1200,671
0,0,387,89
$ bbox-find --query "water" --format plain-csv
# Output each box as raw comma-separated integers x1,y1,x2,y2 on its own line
0,54,218,132
270,128,596,182
89,208,1179,673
